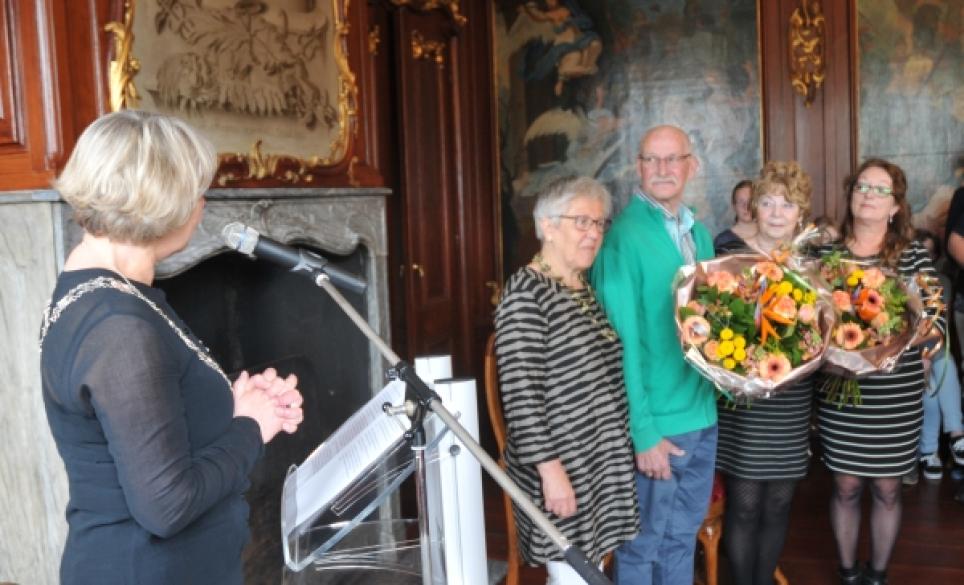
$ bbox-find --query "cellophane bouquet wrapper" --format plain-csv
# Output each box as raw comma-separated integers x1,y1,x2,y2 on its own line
806,260,942,379
674,253,834,399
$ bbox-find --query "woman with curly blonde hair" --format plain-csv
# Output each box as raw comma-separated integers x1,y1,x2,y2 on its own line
715,160,815,585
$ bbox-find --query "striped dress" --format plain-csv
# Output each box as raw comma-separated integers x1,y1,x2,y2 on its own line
494,267,639,565
815,241,945,477
716,381,813,480
714,241,814,480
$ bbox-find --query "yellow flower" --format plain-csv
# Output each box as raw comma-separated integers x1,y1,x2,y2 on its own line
733,336,746,349
720,328,734,340
718,340,735,357
792,288,803,301
733,348,747,361
723,358,736,370
852,268,864,279
846,275,859,287
805,291,817,304
777,281,793,295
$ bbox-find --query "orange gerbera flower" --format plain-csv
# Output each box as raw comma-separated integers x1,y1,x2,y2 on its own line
835,323,865,350
706,270,739,294
755,262,784,282
856,288,883,321
832,290,853,312
770,295,798,321
758,353,792,382
702,340,720,362
681,315,711,345
861,267,886,289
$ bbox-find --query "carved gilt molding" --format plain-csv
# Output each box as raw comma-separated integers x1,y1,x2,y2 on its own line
104,1,140,111
388,0,467,27
104,0,359,185
411,30,445,66
789,0,826,107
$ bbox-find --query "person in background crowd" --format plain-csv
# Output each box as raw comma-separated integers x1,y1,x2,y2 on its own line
813,159,944,585
495,176,639,585
715,161,816,585
40,110,305,585
903,229,964,485
591,125,718,585
713,179,756,254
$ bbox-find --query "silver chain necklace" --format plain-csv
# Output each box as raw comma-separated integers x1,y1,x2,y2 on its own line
39,276,231,388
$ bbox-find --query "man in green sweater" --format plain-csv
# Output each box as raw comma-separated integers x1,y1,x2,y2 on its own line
590,125,718,585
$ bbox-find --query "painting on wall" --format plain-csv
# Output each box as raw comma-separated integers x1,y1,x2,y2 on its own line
494,0,763,272
856,0,963,237
107,0,356,184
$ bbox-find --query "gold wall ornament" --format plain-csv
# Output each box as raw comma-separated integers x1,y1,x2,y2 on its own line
789,0,827,107
369,25,381,56
388,0,467,27
104,0,140,111
411,30,445,66
217,140,317,186
104,0,359,185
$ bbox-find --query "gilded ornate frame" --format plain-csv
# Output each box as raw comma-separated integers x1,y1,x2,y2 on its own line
105,0,358,186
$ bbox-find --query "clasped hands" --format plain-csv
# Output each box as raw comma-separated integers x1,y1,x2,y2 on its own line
232,367,305,444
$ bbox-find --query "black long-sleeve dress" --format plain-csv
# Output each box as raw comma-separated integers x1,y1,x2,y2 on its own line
40,268,263,585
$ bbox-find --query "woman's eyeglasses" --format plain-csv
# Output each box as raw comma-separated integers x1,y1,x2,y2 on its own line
557,215,612,232
854,182,894,197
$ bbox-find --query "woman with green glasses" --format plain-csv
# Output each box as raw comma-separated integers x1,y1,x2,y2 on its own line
814,158,944,585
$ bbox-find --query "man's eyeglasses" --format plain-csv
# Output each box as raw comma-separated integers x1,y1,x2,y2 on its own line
637,153,692,169
854,182,894,197
557,214,612,232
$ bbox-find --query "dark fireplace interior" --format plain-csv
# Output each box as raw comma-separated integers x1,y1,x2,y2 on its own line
156,244,373,584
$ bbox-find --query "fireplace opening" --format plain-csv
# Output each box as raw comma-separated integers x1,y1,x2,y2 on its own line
156,244,373,584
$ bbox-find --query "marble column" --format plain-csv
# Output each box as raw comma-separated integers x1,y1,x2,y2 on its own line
0,194,69,585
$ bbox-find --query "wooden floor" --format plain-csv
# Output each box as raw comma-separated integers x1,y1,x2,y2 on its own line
483,463,964,585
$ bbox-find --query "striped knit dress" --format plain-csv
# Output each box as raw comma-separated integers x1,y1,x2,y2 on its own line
815,241,945,477
494,267,639,566
714,239,814,480
716,380,813,480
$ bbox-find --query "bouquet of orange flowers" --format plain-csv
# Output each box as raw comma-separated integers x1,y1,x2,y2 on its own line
675,254,832,398
816,251,941,405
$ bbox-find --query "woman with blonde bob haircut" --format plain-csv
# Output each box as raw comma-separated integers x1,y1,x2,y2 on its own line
40,110,305,585
55,110,217,244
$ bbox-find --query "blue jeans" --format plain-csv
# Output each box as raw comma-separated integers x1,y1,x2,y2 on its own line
614,425,718,585
921,352,964,454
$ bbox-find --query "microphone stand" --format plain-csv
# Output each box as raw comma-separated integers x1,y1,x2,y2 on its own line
312,273,613,585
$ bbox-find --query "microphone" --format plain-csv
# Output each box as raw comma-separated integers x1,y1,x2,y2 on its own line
221,222,367,294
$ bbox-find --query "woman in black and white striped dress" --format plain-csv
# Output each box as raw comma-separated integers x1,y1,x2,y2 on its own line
495,177,639,585
815,159,944,585
714,161,815,585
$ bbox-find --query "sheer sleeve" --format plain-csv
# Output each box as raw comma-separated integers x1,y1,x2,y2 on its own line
73,312,262,539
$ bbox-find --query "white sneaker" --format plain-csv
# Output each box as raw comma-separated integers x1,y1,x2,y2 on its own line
921,452,943,480
951,436,964,467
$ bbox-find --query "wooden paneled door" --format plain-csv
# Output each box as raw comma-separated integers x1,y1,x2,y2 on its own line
386,1,501,378
394,10,461,359
760,0,857,221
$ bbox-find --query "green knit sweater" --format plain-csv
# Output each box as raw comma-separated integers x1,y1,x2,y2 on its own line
590,196,717,452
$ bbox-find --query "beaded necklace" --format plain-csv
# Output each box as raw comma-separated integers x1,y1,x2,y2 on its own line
532,253,617,343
